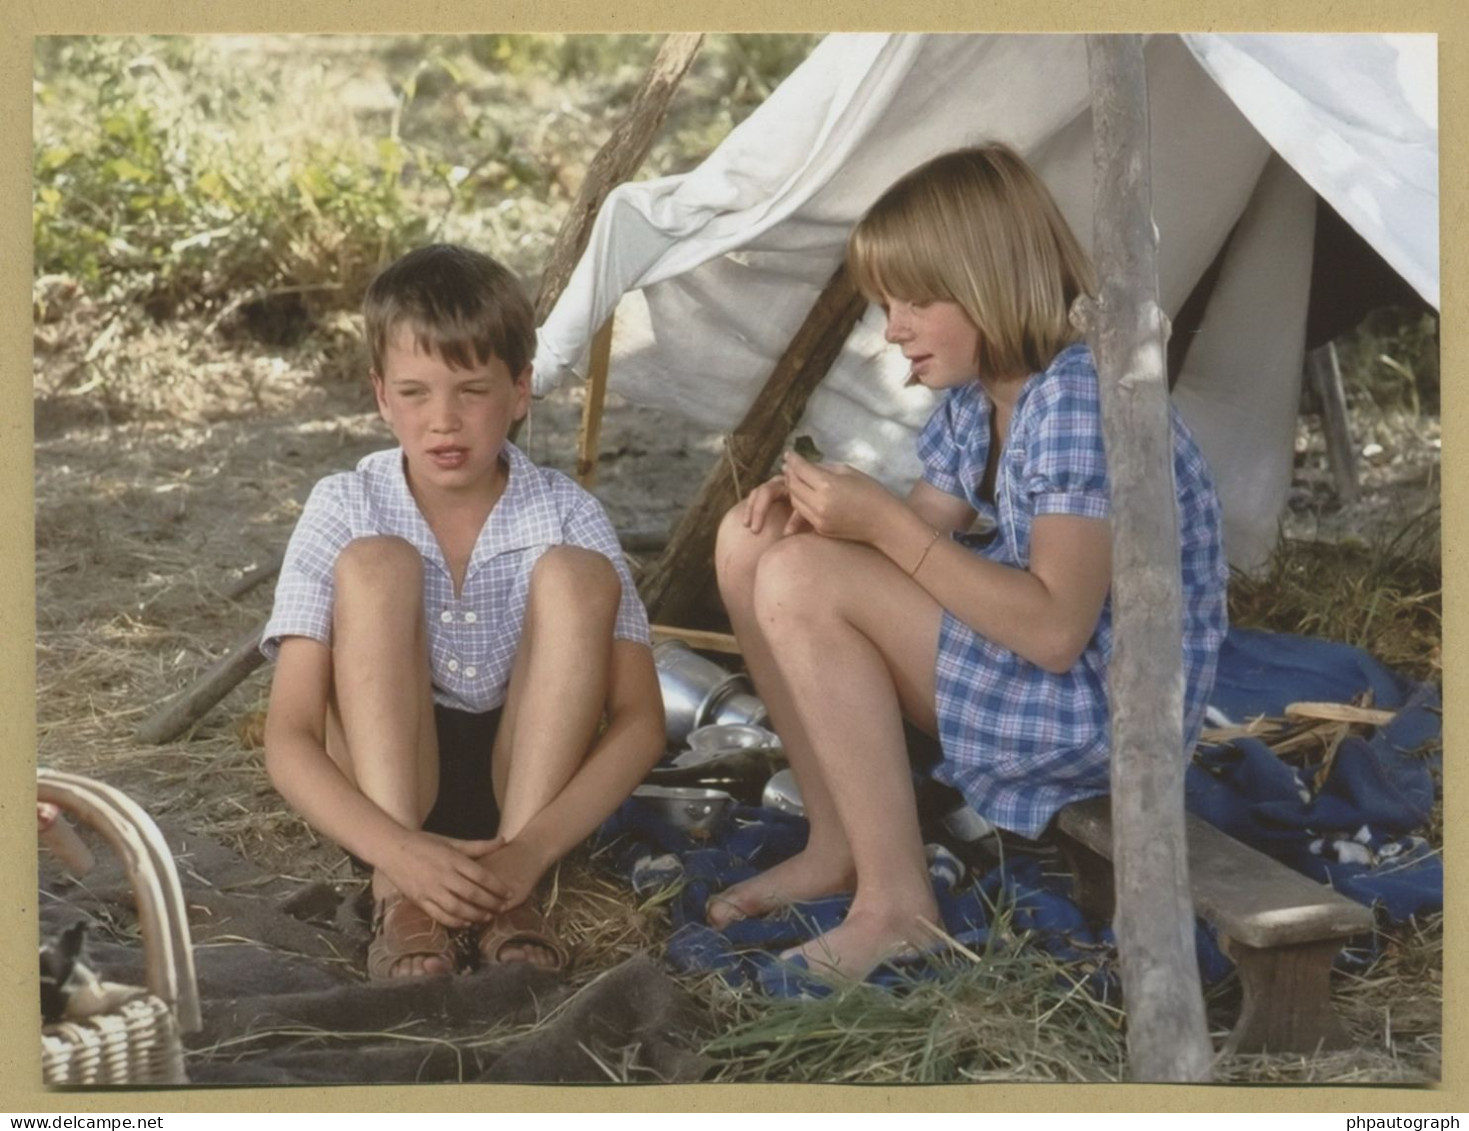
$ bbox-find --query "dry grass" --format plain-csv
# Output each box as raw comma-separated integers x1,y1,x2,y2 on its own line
1230,515,1442,685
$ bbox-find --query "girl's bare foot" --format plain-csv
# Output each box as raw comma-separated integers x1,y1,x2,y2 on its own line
706,849,856,930
781,899,941,982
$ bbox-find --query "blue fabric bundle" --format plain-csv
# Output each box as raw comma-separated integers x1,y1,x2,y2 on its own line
598,628,1440,997
1189,631,1442,923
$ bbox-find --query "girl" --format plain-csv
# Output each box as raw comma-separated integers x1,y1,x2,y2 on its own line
711,143,1229,980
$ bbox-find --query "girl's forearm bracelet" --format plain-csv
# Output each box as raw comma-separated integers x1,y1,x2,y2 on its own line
910,528,942,578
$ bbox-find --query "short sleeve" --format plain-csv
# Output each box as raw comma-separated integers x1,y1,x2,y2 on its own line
916,390,969,499
1022,364,1111,521
562,493,653,647
260,477,354,660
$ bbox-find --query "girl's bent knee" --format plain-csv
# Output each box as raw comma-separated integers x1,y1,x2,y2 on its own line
715,500,782,595
335,536,422,590
751,535,835,625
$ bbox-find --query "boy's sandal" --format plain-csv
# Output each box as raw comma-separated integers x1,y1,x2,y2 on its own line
475,903,571,973
367,894,456,980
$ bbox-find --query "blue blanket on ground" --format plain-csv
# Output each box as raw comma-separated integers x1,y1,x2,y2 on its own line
596,628,1441,997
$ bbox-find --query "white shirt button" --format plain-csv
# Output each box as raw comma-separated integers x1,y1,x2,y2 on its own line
447,659,460,672
464,611,478,624
440,610,454,623
464,666,477,678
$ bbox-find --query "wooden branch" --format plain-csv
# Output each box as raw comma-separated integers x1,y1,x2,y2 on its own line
135,625,267,745
533,33,705,322
1285,701,1396,727
226,550,285,599
637,264,868,625
577,315,616,486
1081,34,1212,1083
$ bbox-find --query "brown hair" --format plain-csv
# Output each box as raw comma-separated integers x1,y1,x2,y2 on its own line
847,143,1095,380
363,244,535,379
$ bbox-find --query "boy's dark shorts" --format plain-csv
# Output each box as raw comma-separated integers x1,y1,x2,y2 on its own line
347,703,503,874
423,704,503,840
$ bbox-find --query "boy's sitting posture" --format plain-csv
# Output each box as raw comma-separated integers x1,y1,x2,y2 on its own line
261,244,664,979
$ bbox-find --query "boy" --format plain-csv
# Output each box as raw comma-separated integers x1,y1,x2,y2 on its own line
261,244,664,979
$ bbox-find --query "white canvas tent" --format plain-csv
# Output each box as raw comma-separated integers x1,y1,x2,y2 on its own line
532,33,1438,572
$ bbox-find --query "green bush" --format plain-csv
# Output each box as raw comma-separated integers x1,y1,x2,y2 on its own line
1336,307,1440,417
32,34,824,329
33,37,434,321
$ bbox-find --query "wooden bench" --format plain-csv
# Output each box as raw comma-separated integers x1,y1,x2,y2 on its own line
1055,796,1375,1054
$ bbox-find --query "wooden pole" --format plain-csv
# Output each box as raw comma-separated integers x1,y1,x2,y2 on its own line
135,625,268,745
577,315,616,486
638,265,867,625
520,32,702,448
1075,34,1213,1083
1306,342,1359,504
533,34,705,322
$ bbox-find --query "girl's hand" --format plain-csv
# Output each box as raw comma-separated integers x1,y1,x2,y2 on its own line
782,451,897,544
741,475,811,536
379,830,510,928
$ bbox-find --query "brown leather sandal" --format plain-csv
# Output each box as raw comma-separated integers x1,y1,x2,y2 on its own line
475,903,570,973
366,894,456,980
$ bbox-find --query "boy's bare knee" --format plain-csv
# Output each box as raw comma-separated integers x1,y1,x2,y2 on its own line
530,545,620,611
334,536,422,592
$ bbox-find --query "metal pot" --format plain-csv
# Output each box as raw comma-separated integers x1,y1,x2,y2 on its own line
705,686,771,730
653,639,753,745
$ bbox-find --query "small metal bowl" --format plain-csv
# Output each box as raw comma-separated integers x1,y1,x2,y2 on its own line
760,768,805,817
632,785,735,835
677,723,779,767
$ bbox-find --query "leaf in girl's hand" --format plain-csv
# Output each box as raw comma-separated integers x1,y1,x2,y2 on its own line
791,434,824,462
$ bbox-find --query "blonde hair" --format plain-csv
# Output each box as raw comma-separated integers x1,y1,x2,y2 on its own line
847,143,1095,380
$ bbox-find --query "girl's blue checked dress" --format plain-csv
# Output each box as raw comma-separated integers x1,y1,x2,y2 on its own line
916,342,1229,838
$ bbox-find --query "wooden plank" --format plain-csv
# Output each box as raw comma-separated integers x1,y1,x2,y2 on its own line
533,34,705,322
1186,814,1374,946
637,264,867,625
1058,797,1374,949
1078,34,1210,1083
576,315,615,487
651,625,741,655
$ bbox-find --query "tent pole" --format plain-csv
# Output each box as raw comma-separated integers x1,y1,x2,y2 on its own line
1306,342,1360,504
533,33,705,323
1076,34,1213,1083
576,315,616,486
522,33,702,451
638,265,867,625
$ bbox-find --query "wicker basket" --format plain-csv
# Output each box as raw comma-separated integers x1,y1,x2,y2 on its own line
38,769,202,1086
